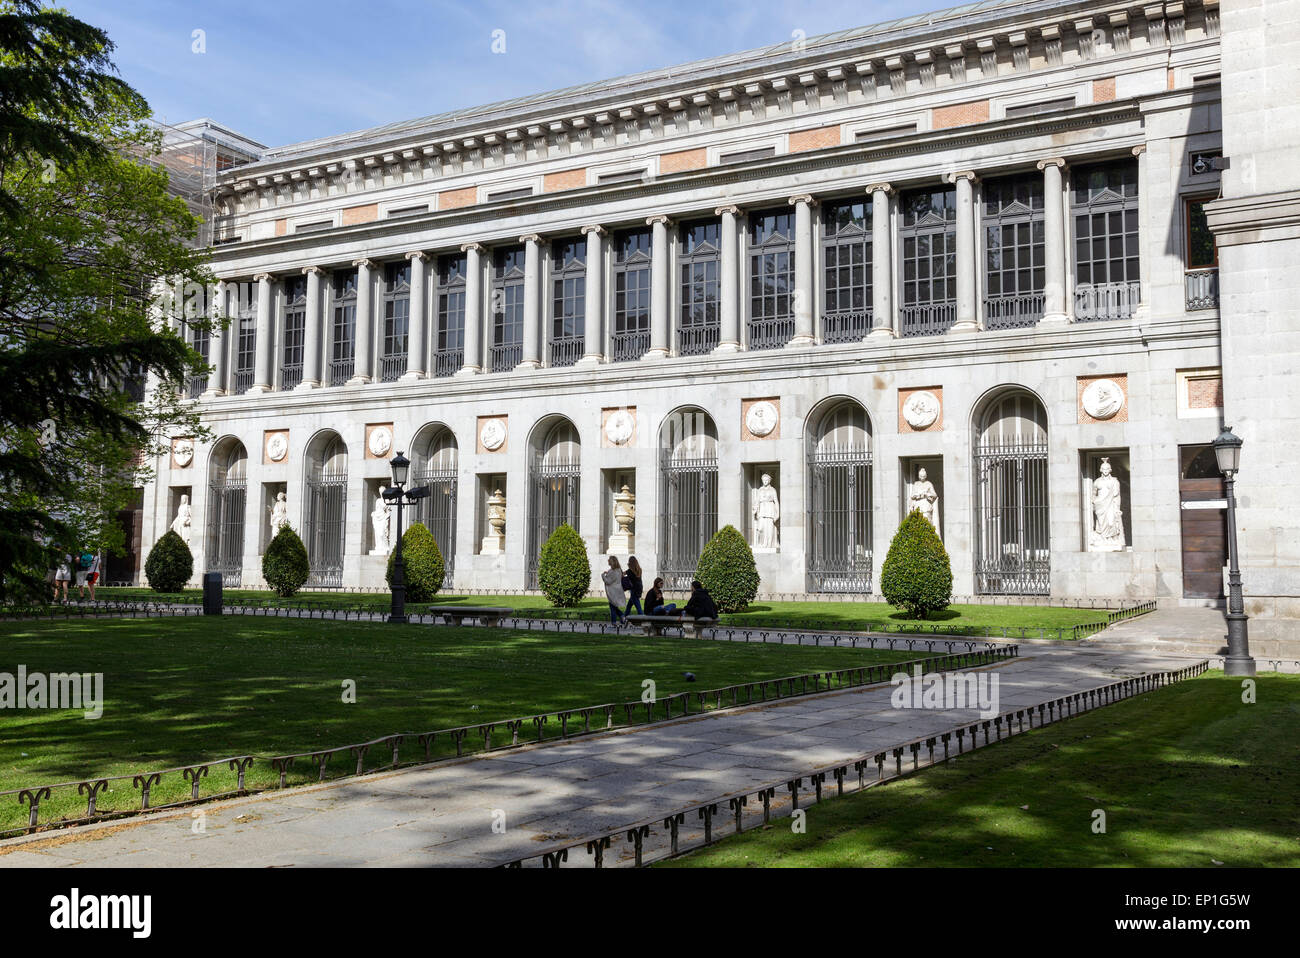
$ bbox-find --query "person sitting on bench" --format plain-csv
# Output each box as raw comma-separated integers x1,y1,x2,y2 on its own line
645,577,677,615
680,579,717,620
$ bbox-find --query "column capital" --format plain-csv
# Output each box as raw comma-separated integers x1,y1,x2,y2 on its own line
519,232,544,245
352,258,377,270
301,265,326,276
253,272,274,283
945,169,979,184
405,250,429,263
459,243,484,255
1036,156,1068,171
645,214,673,227
581,224,607,237
1131,144,1148,157
865,182,894,195
788,193,819,208
714,204,744,217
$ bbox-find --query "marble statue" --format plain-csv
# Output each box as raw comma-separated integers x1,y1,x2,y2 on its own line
170,494,193,547
752,473,780,552
609,484,636,553
910,468,940,536
370,487,391,555
1089,458,1126,551
482,488,507,555
269,491,290,537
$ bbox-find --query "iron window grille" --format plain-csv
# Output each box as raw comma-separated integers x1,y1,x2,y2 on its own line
435,253,466,377
206,444,247,589
413,431,459,587
900,186,957,337
526,423,581,589
550,236,586,368
612,228,651,362
281,275,307,391
983,174,1046,330
678,219,721,356
491,246,525,372
380,262,410,382
822,200,873,343
748,209,796,350
330,270,357,386
658,451,719,591
305,437,347,588
1072,160,1141,321
807,401,874,593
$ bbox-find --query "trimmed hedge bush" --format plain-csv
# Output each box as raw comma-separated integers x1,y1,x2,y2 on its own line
880,509,953,619
537,522,591,607
144,530,193,593
262,526,310,597
385,522,445,602
696,524,759,613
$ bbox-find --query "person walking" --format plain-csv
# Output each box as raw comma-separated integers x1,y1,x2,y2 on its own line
645,577,677,615
622,556,644,619
601,556,628,625
86,550,103,600
75,547,95,599
53,551,72,602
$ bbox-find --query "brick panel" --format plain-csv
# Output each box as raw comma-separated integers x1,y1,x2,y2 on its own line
788,125,842,153
931,99,990,130
438,186,477,211
342,203,378,226
1092,77,1116,103
659,148,708,174
1188,375,1224,409
274,218,287,237
543,168,587,192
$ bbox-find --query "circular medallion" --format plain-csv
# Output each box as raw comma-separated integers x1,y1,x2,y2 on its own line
903,391,941,430
172,438,194,468
604,410,634,446
745,401,779,438
480,418,507,451
368,426,393,458
265,433,288,462
1082,379,1124,420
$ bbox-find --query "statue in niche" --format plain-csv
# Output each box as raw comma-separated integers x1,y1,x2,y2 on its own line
269,491,290,537
1090,458,1126,552
910,468,940,537
752,473,780,553
170,494,193,547
371,486,391,555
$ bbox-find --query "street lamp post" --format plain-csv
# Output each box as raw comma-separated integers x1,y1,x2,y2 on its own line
1213,426,1255,676
385,451,429,625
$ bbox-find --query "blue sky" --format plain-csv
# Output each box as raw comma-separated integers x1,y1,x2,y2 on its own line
61,0,937,148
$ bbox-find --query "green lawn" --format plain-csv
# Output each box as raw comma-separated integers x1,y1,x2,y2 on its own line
89,587,1109,636
0,616,909,833
661,672,1300,868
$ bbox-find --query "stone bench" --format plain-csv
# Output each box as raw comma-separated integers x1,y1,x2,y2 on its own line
433,606,514,628
626,614,717,639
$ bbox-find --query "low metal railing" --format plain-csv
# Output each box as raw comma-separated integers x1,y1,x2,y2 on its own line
822,309,871,344
900,302,956,337
377,353,406,382
432,349,462,377
610,330,649,362
677,325,719,356
983,292,1044,330
489,342,521,372
1074,281,1140,322
327,358,353,386
548,336,584,368
1184,268,1218,311
280,364,303,391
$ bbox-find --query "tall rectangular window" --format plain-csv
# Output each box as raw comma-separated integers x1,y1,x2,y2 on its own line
1072,160,1140,321
748,209,795,350
380,261,410,381
281,276,307,390
611,228,651,362
330,270,356,386
983,174,1045,329
434,253,466,376
233,288,256,394
822,200,872,343
184,319,209,398
899,186,957,337
491,246,525,372
679,219,720,355
1184,196,1218,310
550,236,586,368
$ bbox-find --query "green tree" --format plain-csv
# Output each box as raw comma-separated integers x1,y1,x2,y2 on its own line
0,1,213,601
537,523,590,607
262,526,309,598
143,529,191,593
385,522,445,603
696,524,759,613
879,510,953,619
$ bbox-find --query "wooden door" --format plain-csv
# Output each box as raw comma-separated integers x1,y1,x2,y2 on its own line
1179,445,1227,600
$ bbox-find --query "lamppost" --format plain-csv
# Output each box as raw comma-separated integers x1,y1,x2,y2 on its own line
385,451,429,625
1213,426,1255,676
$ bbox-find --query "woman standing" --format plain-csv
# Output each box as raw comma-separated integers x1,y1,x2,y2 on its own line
601,556,628,624
622,556,644,618
52,551,72,603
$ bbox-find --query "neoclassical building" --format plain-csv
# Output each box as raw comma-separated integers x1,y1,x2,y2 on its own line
139,0,1300,637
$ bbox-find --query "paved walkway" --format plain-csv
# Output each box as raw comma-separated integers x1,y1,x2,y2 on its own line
1082,607,1300,663
0,645,1198,868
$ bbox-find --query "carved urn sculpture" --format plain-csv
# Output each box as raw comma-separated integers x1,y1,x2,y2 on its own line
482,488,507,556
609,484,636,553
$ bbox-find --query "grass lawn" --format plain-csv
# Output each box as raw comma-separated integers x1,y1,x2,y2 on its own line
661,672,1300,868
90,587,1109,636
0,615,910,833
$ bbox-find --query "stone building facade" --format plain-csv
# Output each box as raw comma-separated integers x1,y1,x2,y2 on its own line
139,0,1297,635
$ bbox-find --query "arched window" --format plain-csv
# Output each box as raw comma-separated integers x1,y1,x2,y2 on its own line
527,419,581,588
658,408,719,589
973,390,1050,595
206,438,248,587
807,400,873,593
304,432,348,587
413,426,459,586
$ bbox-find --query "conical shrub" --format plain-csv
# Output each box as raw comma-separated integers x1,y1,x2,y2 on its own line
696,524,759,613
385,522,445,602
144,529,193,593
880,509,953,619
262,525,310,597
537,522,591,607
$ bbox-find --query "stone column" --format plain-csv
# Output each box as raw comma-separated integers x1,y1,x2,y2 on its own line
402,250,428,380
204,280,227,396
518,233,543,369
578,225,606,367
349,259,375,384
948,171,979,333
714,205,743,353
644,214,672,360
250,272,274,392
1132,144,1150,322
458,243,484,376
866,184,895,339
298,266,325,389
1038,158,1070,325
788,194,817,347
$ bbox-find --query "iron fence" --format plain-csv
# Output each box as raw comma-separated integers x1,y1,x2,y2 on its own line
378,353,405,382
280,363,303,391
526,461,580,589
658,453,718,590
974,439,1050,595
432,349,463,378
548,335,585,369
305,474,347,588
328,358,353,386
206,479,245,589
413,467,458,587
808,451,872,594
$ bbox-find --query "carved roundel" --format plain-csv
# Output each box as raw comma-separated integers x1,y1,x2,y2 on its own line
367,425,394,458
745,401,779,438
1081,378,1124,421
902,391,941,430
604,410,634,446
171,438,194,468
265,433,288,463
480,418,507,451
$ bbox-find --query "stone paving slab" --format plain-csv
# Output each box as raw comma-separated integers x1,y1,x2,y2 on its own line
0,646,1199,868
